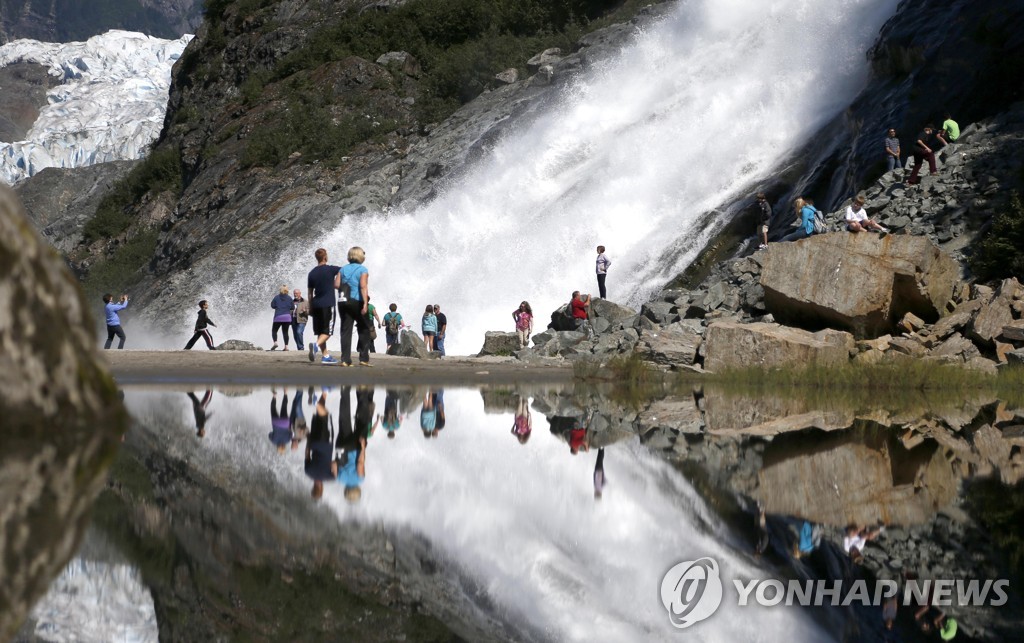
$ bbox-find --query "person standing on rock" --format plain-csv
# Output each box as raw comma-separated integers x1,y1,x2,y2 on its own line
938,112,959,146
884,128,901,172
433,304,447,357
184,300,217,350
845,195,889,234
102,293,129,349
421,305,438,352
780,198,816,242
291,288,309,352
513,301,533,349
595,246,611,298
754,194,772,250
337,246,372,367
270,286,293,351
307,248,341,364
908,124,938,185
382,303,404,354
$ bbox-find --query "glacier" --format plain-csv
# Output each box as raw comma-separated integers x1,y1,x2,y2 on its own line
0,30,191,185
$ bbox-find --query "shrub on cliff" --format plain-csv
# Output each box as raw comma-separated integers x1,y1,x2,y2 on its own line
971,192,1024,282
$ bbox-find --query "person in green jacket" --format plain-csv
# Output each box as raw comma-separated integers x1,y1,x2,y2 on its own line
939,112,959,146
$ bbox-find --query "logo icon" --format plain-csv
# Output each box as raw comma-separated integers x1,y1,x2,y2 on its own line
660,557,723,629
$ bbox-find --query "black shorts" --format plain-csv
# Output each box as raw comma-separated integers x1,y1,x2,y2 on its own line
311,306,334,337
386,332,399,346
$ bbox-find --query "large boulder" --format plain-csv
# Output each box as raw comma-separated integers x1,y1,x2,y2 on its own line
390,330,434,359
0,186,127,639
478,331,520,356
969,278,1020,346
635,321,703,367
702,320,854,373
547,303,576,331
589,298,636,325
216,339,262,351
759,233,960,338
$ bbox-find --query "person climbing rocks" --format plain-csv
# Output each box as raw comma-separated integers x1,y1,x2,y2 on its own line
938,112,959,146
291,288,309,351
908,124,939,185
755,193,772,250
102,293,129,349
595,245,611,298
184,300,217,349
513,301,533,349
270,285,293,351
306,247,341,364
884,128,901,172
845,195,889,234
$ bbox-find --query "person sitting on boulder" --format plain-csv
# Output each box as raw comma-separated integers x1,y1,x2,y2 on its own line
780,198,815,242
938,112,959,146
570,291,592,337
845,195,889,234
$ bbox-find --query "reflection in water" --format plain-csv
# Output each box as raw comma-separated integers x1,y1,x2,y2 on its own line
512,394,533,444
186,389,212,438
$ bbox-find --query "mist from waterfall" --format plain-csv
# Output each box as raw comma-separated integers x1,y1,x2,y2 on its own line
213,0,899,354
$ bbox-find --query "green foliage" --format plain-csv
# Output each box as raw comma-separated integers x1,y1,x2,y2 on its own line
971,192,1024,282
82,228,160,298
83,146,182,243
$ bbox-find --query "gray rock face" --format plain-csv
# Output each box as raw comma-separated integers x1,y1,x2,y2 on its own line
391,330,433,359
760,233,960,338
0,0,202,41
0,61,56,142
15,161,138,253
635,322,702,368
477,331,520,356
702,321,854,373
0,186,126,640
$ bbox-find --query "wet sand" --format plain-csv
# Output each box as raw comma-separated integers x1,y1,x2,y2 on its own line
102,350,575,386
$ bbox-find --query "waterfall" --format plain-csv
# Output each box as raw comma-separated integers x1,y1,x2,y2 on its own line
213,0,900,354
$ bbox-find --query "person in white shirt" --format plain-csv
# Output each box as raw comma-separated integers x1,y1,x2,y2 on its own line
845,195,889,234
843,524,883,563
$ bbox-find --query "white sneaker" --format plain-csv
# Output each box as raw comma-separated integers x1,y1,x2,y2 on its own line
758,243,768,250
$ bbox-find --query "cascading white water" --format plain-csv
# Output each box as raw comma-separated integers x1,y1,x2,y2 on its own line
213,0,899,354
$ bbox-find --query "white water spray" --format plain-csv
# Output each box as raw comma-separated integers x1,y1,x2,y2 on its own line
212,0,899,354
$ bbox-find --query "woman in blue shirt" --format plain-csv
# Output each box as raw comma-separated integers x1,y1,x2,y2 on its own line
337,246,372,366
421,305,438,352
781,198,817,242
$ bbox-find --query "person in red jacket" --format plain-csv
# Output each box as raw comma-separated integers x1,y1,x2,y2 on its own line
570,291,593,338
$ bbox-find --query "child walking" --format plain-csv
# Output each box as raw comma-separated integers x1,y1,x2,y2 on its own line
421,304,438,351
185,300,217,349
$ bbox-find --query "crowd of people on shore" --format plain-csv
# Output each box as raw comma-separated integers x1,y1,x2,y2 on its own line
754,114,960,249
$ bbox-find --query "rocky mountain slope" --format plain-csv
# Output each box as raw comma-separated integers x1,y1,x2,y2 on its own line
0,0,201,42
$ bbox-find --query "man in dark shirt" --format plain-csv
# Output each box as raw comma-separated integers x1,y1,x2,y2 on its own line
305,392,335,500
433,304,447,357
908,125,938,185
755,192,772,249
306,248,341,364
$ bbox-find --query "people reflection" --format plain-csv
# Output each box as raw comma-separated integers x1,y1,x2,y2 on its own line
187,390,213,438
420,390,437,438
569,417,589,455
290,386,308,450
433,389,446,435
305,391,334,500
593,448,606,500
382,388,403,439
336,386,370,503
754,504,769,558
269,388,292,453
511,395,532,444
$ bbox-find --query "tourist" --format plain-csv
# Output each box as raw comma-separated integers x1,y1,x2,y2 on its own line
270,285,293,351
593,448,607,500
884,128,901,172
365,296,382,353
569,418,589,455
883,595,898,631
291,288,309,351
845,195,889,234
938,112,960,146
186,390,213,438
908,124,939,185
513,301,533,349
754,504,769,558
433,304,447,357
335,386,370,503
793,520,822,559
511,394,532,444
754,193,772,250
290,386,308,449
595,245,611,298
915,601,957,640
780,198,815,242
433,389,446,435
843,524,883,564
570,291,592,336
421,304,437,352
304,391,334,499
184,300,217,350
102,293,129,349
307,248,341,364
337,246,372,367
382,303,404,354
269,388,291,454
382,388,403,438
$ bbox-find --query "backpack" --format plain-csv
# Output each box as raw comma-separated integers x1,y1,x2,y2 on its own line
811,208,827,234
385,314,400,335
